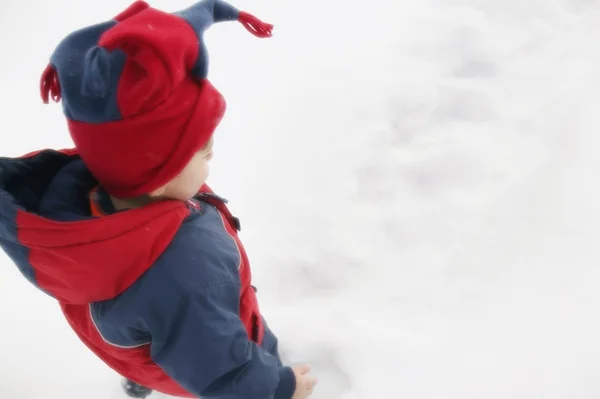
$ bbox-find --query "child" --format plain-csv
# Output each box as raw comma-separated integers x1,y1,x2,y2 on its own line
0,1,318,398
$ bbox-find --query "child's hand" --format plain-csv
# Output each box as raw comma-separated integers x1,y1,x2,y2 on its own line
291,364,318,399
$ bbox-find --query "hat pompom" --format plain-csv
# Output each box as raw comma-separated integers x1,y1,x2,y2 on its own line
40,64,61,104
81,46,112,98
238,11,273,38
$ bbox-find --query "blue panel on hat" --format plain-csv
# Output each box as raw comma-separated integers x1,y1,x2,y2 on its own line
175,0,240,80
50,20,126,124
176,0,239,26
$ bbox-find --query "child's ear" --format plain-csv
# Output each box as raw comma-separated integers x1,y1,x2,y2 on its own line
149,185,167,198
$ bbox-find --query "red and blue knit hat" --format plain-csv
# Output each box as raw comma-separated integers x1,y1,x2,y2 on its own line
40,0,273,198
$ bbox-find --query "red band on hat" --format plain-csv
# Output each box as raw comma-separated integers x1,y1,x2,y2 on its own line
68,79,225,198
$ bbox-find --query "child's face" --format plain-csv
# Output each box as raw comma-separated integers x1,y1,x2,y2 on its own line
156,138,214,201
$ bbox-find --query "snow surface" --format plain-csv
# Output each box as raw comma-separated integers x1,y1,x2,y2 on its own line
1,0,600,398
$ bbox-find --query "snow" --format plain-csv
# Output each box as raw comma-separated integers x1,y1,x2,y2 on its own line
1,0,600,398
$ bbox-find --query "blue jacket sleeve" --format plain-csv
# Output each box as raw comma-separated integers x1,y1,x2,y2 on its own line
146,281,296,399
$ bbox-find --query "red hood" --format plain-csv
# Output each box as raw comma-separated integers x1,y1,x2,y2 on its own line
0,149,190,304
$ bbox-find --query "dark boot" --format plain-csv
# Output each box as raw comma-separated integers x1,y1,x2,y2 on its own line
122,379,153,398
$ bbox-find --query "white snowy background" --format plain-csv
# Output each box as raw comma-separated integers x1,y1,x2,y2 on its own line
1,0,600,398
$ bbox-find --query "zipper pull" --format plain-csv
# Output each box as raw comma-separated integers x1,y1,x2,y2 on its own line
196,192,229,204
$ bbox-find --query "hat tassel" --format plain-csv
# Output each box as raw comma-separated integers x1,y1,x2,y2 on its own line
40,64,61,104
238,11,273,38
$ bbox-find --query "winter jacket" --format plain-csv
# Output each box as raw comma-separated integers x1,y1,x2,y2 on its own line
0,149,295,399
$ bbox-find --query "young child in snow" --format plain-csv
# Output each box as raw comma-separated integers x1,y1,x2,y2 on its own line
0,1,318,398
